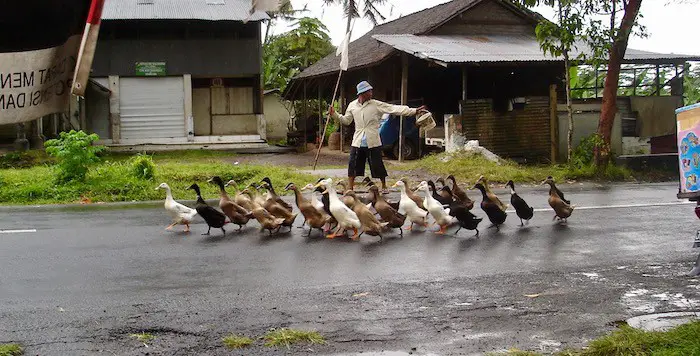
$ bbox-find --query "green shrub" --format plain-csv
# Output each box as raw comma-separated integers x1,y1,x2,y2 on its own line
570,133,605,169
44,130,105,183
129,154,156,180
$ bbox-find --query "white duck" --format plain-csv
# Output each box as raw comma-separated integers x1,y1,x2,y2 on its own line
392,180,429,231
314,178,361,240
301,183,324,212
156,183,198,232
416,180,455,234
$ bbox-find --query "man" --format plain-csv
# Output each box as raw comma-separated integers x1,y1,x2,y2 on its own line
329,80,426,192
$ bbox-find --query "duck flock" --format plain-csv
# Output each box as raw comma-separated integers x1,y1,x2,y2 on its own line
155,174,576,240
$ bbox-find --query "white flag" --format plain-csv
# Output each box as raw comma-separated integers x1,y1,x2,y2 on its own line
336,31,351,71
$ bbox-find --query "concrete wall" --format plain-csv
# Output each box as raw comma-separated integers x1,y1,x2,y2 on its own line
264,93,292,141
557,101,622,162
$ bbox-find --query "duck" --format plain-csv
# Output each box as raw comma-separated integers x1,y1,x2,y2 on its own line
446,195,482,237
261,177,293,212
505,180,534,226
400,178,425,210
452,208,482,237
435,177,455,203
446,175,474,210
259,183,298,232
155,183,198,232
241,188,286,234
337,179,373,205
301,183,325,212
476,175,508,211
344,191,389,239
416,181,455,234
393,180,429,231
223,179,255,212
247,183,268,208
428,180,453,207
473,182,507,230
208,176,253,231
546,175,571,205
286,182,332,237
187,183,228,236
314,178,361,240
364,179,400,211
542,177,575,222
368,185,406,237
440,184,482,235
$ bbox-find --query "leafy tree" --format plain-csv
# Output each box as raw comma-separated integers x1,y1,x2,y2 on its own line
322,0,387,36
262,17,335,91
684,63,700,105
523,0,645,168
523,0,585,161
262,0,307,45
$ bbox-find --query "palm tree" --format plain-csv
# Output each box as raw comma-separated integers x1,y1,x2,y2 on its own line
322,0,388,33
263,0,309,44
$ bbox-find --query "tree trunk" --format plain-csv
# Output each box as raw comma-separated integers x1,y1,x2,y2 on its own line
263,20,272,44
595,0,643,167
564,51,574,161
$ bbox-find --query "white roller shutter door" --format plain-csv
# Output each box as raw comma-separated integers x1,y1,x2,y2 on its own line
119,77,185,140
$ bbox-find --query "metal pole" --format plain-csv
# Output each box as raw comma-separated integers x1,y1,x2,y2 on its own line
400,53,408,162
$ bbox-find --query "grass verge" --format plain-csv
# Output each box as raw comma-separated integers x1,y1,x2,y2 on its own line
403,152,644,185
0,150,320,205
129,332,155,343
263,328,325,348
222,334,254,349
0,343,23,356
491,320,700,356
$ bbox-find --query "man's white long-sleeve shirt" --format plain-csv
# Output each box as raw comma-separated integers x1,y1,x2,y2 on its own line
332,99,417,148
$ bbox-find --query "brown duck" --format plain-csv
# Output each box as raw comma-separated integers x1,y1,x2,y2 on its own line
476,175,508,212
285,183,331,236
224,179,255,212
542,177,575,222
241,188,286,235
400,178,425,210
344,191,389,239
260,178,293,212
446,175,474,210
208,176,253,231
368,185,406,236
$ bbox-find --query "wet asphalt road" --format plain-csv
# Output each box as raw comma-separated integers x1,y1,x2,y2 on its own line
1,182,700,355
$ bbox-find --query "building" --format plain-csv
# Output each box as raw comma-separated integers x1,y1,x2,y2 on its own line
286,0,700,162
84,0,270,150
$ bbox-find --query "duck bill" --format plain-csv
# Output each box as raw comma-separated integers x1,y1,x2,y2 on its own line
154,186,161,191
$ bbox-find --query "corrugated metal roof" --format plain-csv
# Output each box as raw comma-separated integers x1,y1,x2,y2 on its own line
102,0,270,21
372,34,700,64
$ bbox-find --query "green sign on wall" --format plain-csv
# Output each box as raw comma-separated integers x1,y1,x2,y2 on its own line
135,62,166,76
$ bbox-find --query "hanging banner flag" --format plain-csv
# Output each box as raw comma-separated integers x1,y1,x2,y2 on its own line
0,0,91,125
71,0,106,97
336,31,351,71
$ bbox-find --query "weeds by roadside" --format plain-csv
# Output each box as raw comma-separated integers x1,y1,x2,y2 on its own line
0,151,319,205
490,320,700,356
263,328,325,348
404,152,640,185
0,343,23,356
222,334,253,349
129,332,155,343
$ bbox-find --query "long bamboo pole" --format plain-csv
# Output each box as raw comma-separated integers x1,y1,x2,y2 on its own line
312,69,343,171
